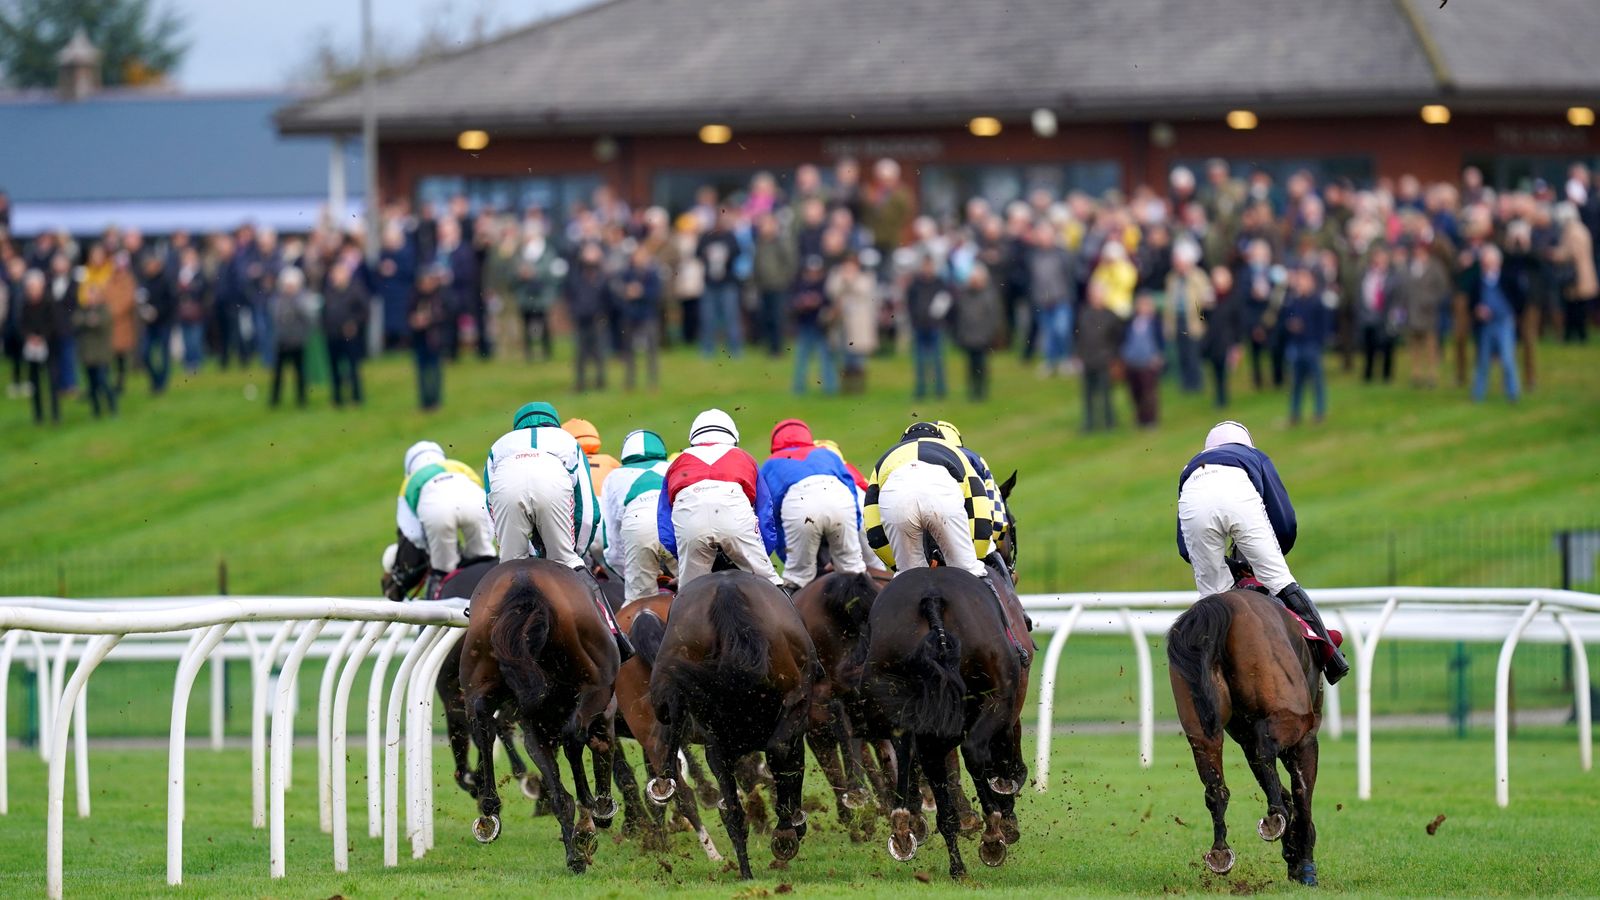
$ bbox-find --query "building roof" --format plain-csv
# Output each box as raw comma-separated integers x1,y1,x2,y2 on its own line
276,0,1600,138
1,90,363,234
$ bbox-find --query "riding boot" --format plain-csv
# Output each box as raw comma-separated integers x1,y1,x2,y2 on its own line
1277,582,1348,685
574,565,634,663
980,574,1031,669
424,570,445,602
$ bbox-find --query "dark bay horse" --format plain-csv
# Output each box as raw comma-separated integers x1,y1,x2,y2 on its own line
647,571,821,879
458,559,621,873
612,595,723,861
1167,586,1325,885
856,564,1029,879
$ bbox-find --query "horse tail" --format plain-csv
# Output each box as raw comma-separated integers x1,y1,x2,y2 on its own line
905,589,967,741
488,571,553,711
1166,594,1233,738
630,609,666,669
710,579,770,677
822,571,879,633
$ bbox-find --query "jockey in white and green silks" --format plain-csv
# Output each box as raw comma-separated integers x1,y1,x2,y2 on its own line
484,401,600,566
600,429,675,605
389,440,496,600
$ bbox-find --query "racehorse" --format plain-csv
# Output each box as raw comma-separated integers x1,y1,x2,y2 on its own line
381,542,541,801
1166,559,1327,885
852,470,1028,879
458,559,621,873
646,570,821,879
612,595,724,861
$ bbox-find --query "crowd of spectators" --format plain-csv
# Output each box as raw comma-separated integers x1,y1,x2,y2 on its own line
2,156,1597,426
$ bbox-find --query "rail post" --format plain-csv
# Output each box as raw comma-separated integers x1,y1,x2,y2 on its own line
1495,600,1542,807
46,634,122,900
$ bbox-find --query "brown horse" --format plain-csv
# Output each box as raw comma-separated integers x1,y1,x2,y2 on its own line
1166,586,1324,885
646,570,820,879
458,559,621,873
856,564,1029,879
611,595,723,860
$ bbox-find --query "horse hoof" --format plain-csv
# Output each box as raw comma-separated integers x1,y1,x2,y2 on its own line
887,832,918,862
979,837,1007,868
646,777,675,805
792,809,808,839
592,795,617,827
520,774,541,801
472,815,501,844
959,811,984,837
1259,812,1287,842
987,776,1020,796
920,791,937,813
911,815,929,844
574,827,598,862
1204,847,1236,875
1000,816,1020,845
842,787,870,810
1297,863,1318,886
772,828,800,862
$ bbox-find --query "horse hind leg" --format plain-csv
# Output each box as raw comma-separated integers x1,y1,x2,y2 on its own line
528,728,585,874
611,741,659,845
886,731,921,863
806,724,856,831
1237,720,1290,843
465,694,504,842
562,730,601,866
707,742,754,879
767,734,808,864
921,742,971,877
1281,734,1320,885
1184,731,1234,875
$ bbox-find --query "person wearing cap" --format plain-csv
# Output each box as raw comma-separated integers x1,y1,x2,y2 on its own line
600,429,674,605
1177,421,1348,683
486,401,630,658
562,418,621,495
759,419,866,591
387,440,495,601
865,422,1027,660
657,409,783,591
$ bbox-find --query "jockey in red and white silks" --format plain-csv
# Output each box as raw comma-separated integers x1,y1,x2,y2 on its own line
657,408,783,592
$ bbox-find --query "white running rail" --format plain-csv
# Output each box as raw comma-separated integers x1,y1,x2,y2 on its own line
0,587,1595,897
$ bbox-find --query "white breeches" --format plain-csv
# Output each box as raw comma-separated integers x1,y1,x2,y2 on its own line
779,475,866,588
489,453,582,568
670,480,781,591
1178,463,1295,596
619,492,675,604
878,461,984,578
416,478,496,573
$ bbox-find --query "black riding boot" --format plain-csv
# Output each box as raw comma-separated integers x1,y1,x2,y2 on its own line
575,565,634,663
980,574,1031,669
1278,582,1348,685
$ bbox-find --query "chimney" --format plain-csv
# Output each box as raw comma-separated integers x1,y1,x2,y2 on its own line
57,27,102,101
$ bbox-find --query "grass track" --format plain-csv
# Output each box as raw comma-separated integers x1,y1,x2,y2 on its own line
0,729,1595,896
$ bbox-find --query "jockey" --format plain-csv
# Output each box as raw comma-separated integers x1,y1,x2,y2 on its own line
389,440,496,600
932,419,1010,545
1177,421,1348,684
758,419,867,591
487,401,630,658
813,437,889,574
657,408,784,592
865,422,1027,660
601,429,675,605
563,417,622,496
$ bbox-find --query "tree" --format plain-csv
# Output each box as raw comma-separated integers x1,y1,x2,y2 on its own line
286,0,505,90
0,0,187,88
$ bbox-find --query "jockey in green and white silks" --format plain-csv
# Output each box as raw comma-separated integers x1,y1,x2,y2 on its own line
391,440,495,599
599,429,675,605
485,401,601,568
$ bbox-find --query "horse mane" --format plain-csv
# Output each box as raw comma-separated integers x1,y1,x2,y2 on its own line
488,571,553,711
710,579,770,676
630,609,666,669
1166,593,1234,738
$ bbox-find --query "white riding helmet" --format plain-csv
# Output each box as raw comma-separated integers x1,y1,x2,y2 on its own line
404,440,446,475
1204,421,1254,450
688,408,739,446
381,542,398,575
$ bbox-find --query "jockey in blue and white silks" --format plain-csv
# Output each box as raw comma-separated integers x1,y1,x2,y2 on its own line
1176,420,1348,683
759,418,866,591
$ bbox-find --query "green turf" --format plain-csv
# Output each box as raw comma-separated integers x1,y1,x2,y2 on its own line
3,344,1598,599
0,728,1593,896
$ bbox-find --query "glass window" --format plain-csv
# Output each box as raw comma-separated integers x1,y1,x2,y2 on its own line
1462,155,1600,192
414,173,603,229
920,161,1122,223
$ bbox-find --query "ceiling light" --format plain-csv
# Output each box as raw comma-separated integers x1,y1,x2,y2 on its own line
698,124,732,145
456,130,489,151
1420,105,1451,125
1225,110,1257,131
969,117,1003,138
1569,107,1595,127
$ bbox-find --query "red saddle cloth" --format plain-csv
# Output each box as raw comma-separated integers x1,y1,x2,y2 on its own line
1236,577,1343,666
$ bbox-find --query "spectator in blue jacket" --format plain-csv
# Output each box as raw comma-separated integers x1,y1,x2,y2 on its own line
1280,263,1331,425
758,418,867,590
1177,420,1348,683
1466,244,1521,403
377,222,416,351
617,244,662,391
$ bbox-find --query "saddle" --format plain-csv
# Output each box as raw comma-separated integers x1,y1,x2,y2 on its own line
1232,564,1343,669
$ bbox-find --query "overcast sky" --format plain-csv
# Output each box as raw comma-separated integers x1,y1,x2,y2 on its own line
170,0,591,91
